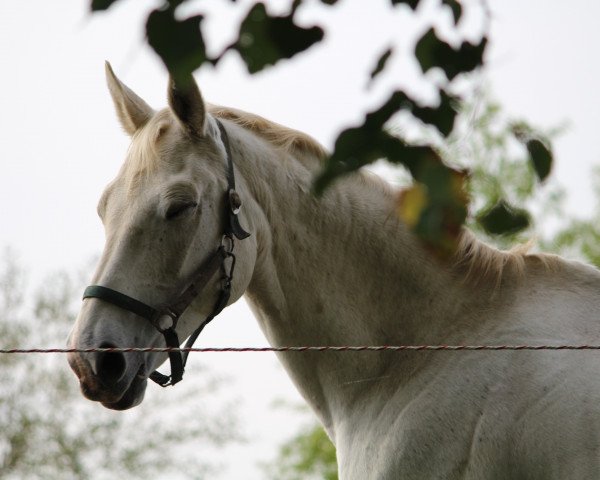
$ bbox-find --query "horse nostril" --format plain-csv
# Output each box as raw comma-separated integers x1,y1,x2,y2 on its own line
96,342,126,385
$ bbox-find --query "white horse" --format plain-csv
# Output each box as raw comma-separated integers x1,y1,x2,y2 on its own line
68,63,600,479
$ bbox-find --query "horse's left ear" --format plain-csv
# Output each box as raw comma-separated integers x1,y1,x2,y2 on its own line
167,75,206,138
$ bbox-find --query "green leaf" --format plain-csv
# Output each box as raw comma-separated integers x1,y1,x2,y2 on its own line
371,90,458,136
478,200,530,235
397,165,468,258
313,128,390,194
314,89,458,193
441,0,462,25
390,0,420,9
146,8,209,82
526,138,553,182
411,89,458,137
233,2,324,74
266,423,338,480
369,47,393,83
415,28,487,80
90,0,121,11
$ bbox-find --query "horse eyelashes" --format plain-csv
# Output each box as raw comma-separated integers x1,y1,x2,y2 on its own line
165,201,198,220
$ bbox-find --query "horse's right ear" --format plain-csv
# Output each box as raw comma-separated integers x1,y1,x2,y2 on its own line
105,61,154,136
167,74,206,138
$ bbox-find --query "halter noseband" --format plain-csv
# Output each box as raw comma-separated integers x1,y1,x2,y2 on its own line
82,120,250,387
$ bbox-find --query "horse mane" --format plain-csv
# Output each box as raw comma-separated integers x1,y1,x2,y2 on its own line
123,105,560,287
451,229,562,287
208,105,329,161
452,230,527,284
124,105,328,187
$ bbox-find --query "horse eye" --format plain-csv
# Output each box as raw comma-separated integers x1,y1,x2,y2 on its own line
165,202,197,220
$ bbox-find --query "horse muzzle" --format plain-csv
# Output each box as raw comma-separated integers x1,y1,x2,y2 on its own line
67,346,148,410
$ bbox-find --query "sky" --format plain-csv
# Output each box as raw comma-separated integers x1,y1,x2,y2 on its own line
2,0,600,478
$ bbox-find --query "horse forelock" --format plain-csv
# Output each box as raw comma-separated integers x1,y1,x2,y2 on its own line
122,109,173,191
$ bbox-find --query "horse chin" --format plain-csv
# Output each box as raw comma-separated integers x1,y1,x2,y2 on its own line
75,360,149,411
100,375,148,411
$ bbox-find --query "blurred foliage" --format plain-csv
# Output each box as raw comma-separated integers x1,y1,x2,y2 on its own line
541,167,600,267
232,2,324,74
147,8,208,81
441,0,462,24
432,91,562,248
265,418,338,480
477,200,530,236
0,252,239,479
368,47,393,85
414,28,487,81
89,0,552,253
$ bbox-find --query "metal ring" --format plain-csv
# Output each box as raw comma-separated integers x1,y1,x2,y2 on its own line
221,234,235,253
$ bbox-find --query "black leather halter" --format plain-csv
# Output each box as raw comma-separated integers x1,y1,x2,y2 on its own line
82,120,250,387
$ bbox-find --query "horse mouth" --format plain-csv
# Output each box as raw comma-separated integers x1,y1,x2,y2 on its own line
78,363,148,411
101,369,147,410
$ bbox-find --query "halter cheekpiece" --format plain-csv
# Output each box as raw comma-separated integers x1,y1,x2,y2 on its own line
82,120,250,387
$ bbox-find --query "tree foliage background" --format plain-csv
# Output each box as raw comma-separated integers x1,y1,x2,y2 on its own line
0,253,239,479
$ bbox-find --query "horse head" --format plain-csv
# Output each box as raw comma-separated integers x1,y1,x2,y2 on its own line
67,63,257,410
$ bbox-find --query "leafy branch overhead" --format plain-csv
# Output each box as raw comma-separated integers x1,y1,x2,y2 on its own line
232,2,324,74
91,0,554,249
145,1,324,80
415,28,487,81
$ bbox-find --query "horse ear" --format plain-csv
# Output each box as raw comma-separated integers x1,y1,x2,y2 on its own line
105,61,154,136
167,74,206,138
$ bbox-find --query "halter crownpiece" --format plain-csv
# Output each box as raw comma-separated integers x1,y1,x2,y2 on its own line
82,119,250,387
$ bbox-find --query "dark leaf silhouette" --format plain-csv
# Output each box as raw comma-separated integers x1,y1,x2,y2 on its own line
90,0,121,11
390,0,420,9
411,90,458,137
478,200,530,235
369,47,393,84
233,2,324,74
526,138,553,182
441,0,462,25
147,8,209,82
415,28,487,80
314,88,458,194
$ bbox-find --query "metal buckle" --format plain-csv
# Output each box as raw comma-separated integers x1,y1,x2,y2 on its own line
151,308,178,333
228,189,242,215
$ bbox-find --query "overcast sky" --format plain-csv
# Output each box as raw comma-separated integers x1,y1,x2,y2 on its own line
2,1,600,478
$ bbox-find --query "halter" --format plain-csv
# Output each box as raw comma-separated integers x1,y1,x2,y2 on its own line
82,120,250,387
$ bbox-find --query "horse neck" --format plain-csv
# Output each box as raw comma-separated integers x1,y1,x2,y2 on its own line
230,124,468,428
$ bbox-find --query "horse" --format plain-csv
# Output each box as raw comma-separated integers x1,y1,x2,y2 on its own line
68,62,600,479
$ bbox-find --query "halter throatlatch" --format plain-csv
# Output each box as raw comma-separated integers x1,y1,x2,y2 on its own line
82,120,250,387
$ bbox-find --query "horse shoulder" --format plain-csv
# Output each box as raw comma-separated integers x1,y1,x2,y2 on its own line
337,257,600,479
